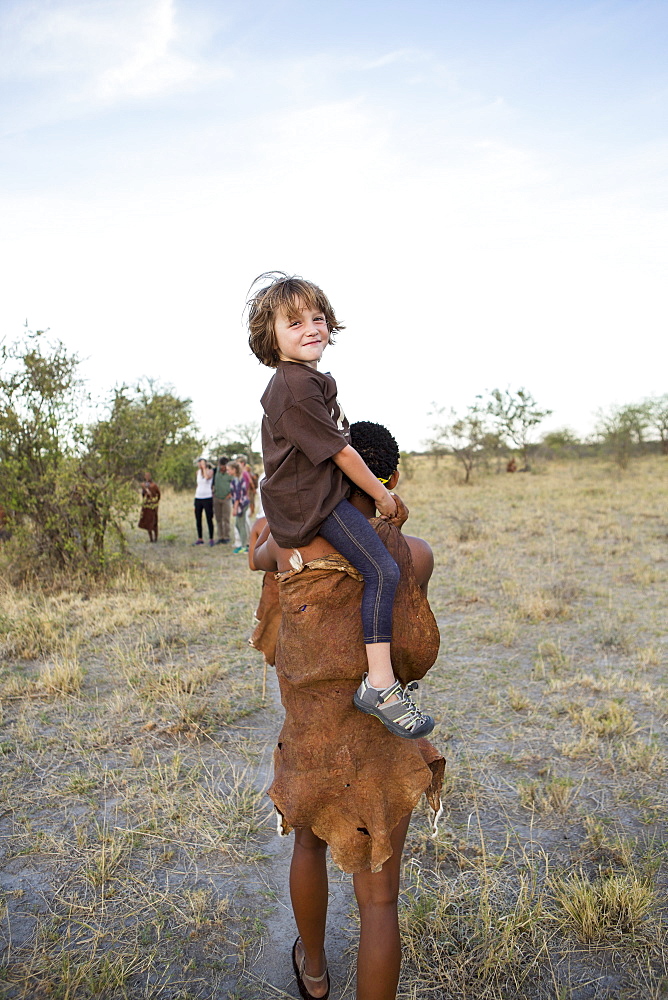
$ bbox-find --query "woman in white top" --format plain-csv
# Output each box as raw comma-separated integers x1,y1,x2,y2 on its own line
193,457,215,546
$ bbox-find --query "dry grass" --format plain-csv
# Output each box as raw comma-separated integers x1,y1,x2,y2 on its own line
0,491,272,997
2,460,668,998
394,456,668,999
552,870,656,943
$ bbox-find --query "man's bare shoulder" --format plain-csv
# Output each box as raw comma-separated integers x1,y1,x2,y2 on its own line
402,534,434,593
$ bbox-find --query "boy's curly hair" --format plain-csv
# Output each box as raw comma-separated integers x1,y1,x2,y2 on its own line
349,421,400,486
247,272,345,368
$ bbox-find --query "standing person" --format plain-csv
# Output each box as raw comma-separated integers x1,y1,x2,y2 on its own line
212,456,232,544
228,461,249,553
249,421,443,1000
236,453,258,516
247,272,434,739
138,472,160,542
193,457,214,547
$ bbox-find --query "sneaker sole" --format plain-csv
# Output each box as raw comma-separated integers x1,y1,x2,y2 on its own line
353,693,435,740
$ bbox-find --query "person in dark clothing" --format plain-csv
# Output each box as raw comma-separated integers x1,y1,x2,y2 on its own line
138,472,160,542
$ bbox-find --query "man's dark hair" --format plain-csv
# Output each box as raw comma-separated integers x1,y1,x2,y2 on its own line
349,421,400,485
219,456,229,466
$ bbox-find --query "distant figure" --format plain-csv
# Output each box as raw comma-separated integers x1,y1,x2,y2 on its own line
228,460,250,553
212,456,232,544
193,457,214,546
506,457,517,473
236,453,258,516
138,473,160,542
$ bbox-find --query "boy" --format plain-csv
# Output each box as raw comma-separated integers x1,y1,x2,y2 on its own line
247,272,434,740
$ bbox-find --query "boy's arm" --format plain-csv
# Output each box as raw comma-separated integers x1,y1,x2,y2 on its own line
331,445,397,518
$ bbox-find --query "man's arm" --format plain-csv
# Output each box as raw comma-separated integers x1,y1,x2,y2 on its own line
249,516,279,572
404,536,434,595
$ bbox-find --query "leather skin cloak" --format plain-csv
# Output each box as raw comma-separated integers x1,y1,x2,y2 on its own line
251,518,444,874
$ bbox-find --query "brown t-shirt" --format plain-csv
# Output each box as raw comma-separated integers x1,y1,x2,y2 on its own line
260,361,351,548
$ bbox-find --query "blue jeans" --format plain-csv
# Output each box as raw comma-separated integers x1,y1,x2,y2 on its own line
319,499,400,644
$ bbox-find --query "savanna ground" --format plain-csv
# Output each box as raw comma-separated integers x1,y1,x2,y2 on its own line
1,457,667,1000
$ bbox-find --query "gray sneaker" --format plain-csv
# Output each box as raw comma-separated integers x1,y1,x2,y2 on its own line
353,674,435,740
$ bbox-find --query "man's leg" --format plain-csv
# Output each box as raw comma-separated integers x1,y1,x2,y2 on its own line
352,813,411,1000
213,498,224,540
290,827,329,997
221,497,231,541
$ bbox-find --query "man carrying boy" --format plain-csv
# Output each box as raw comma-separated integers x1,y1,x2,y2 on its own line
247,272,435,740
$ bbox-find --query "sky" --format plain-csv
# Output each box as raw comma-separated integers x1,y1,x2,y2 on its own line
1,0,666,452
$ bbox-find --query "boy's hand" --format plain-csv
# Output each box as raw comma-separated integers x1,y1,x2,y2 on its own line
376,490,398,520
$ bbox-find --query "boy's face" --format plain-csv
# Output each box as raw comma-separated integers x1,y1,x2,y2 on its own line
274,300,328,368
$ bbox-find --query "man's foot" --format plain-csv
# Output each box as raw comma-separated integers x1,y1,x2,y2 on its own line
354,674,435,739
292,937,330,1000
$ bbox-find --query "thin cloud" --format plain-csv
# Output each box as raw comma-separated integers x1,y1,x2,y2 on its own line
0,0,231,115
93,0,230,102
362,49,419,71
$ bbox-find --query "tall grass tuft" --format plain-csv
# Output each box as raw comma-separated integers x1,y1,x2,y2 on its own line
552,870,655,943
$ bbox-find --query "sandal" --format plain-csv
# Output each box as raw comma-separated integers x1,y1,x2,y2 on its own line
291,936,330,1000
353,674,435,739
